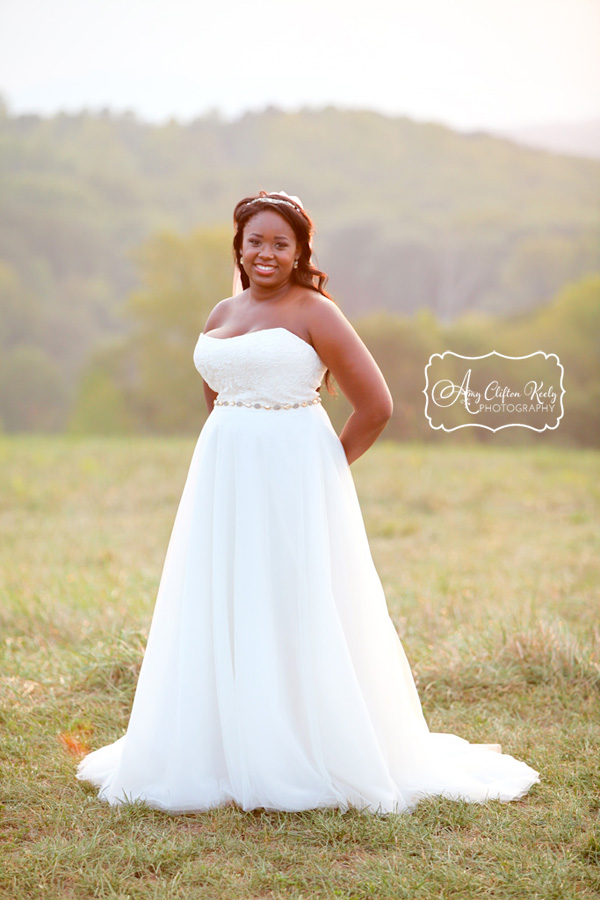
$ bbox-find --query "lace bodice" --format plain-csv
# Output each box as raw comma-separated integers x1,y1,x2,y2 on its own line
193,328,326,407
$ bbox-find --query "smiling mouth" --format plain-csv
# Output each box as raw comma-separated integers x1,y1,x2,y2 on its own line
255,264,277,273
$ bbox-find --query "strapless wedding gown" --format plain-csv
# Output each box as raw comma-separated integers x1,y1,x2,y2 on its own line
77,327,539,813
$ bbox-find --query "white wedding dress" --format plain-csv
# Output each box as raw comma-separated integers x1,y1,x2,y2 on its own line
77,327,539,813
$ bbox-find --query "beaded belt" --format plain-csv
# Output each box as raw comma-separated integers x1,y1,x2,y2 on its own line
214,397,322,410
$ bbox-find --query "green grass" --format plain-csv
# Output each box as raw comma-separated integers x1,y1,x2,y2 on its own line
1,436,599,900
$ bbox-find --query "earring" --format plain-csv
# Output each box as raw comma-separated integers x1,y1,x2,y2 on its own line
293,259,299,269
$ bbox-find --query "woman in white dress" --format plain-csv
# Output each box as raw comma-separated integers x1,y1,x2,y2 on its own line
77,191,539,813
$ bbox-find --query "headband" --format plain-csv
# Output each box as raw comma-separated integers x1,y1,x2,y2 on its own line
246,192,305,212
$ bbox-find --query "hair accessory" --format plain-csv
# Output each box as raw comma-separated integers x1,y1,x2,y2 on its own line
247,197,299,211
247,191,305,211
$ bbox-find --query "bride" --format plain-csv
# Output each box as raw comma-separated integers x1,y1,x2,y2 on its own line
77,191,539,813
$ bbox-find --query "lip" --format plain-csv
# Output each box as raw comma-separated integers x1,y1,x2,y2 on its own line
254,263,277,274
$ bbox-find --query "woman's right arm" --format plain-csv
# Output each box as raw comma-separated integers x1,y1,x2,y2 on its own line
200,299,230,413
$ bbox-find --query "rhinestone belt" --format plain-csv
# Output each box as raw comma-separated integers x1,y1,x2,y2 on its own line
214,397,322,410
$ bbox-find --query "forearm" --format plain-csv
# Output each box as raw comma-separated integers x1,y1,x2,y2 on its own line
339,409,391,465
203,382,217,412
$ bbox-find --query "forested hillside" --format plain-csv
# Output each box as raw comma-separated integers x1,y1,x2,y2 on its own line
1,101,599,434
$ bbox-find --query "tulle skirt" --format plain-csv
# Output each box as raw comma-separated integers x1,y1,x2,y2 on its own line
77,404,539,813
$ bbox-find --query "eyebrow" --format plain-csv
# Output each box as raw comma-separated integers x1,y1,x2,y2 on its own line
247,232,291,239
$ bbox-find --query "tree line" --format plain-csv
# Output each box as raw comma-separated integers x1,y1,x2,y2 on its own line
59,226,600,447
0,103,598,437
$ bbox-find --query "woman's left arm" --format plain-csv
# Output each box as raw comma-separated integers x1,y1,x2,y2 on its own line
308,301,393,465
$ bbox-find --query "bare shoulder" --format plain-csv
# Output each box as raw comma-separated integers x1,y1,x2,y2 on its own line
203,295,240,331
302,292,359,346
299,290,391,423
302,292,386,390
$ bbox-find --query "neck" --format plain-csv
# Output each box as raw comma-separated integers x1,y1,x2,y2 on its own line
248,281,294,303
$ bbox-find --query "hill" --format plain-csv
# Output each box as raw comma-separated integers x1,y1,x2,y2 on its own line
0,103,599,429
494,117,600,160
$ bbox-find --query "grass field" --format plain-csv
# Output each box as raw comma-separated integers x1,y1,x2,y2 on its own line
1,436,599,900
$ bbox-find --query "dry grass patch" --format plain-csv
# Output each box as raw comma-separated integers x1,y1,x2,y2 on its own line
1,437,599,899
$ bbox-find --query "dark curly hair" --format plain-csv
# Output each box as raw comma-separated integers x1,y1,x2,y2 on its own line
232,192,336,393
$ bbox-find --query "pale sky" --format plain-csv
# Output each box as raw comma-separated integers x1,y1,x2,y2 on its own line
0,0,598,130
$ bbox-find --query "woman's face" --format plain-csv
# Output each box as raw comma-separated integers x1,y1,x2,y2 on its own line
241,210,300,288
